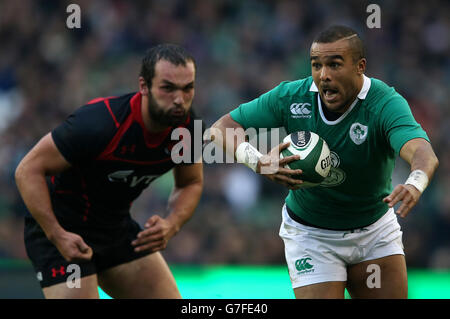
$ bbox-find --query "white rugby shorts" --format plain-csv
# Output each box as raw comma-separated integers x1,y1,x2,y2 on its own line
279,204,404,289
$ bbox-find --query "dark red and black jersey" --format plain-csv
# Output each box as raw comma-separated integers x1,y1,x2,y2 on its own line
48,92,203,227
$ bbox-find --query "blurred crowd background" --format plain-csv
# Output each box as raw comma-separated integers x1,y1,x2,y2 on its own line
0,0,449,271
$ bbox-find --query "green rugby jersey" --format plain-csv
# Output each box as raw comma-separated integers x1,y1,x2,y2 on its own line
230,75,429,229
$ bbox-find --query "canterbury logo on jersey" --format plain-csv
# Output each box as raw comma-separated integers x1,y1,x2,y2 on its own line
107,170,158,187
290,103,312,118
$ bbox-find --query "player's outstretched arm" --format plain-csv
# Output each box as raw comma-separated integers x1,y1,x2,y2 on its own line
132,162,203,253
15,133,93,262
210,113,303,189
210,113,246,157
383,138,439,218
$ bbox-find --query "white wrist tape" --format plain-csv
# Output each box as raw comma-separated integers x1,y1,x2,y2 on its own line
235,142,262,173
405,170,429,193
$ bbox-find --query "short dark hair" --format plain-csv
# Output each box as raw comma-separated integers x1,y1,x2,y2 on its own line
313,25,366,62
140,44,196,86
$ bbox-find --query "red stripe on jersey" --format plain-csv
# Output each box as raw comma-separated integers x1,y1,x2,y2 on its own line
96,107,135,161
130,92,191,148
130,93,170,147
96,92,191,164
104,99,120,128
86,96,120,128
86,96,117,104
95,109,173,164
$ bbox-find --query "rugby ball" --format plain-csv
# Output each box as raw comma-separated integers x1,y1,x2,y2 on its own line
280,131,331,188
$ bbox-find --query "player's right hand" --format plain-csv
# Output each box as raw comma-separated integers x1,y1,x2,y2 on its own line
257,141,304,190
50,230,93,263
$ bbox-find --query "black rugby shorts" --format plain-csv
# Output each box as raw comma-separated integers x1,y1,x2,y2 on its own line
24,215,152,288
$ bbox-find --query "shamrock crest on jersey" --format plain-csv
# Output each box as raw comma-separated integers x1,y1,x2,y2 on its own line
349,122,369,145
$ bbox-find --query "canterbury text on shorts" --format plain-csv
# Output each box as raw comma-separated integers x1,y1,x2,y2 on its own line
279,204,404,289
24,216,152,288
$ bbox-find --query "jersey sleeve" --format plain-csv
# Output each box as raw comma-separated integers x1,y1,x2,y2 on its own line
229,82,287,129
380,94,430,155
51,102,117,165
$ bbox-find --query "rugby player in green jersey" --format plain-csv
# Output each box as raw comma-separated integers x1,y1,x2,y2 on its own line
211,26,439,298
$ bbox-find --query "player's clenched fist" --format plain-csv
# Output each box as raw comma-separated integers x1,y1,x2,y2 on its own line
383,184,421,218
50,230,93,262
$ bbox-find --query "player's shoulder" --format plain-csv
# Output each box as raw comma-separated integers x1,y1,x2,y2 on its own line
82,92,135,124
366,77,405,102
273,76,315,99
58,92,136,140
365,77,408,111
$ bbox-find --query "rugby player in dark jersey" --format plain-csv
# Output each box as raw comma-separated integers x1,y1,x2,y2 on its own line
15,44,203,298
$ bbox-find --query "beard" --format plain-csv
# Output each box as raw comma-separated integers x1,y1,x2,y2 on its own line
147,94,188,127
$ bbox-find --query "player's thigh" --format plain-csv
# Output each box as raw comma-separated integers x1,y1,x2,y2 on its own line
294,281,346,299
279,205,348,298
346,254,407,299
97,252,181,299
43,274,99,299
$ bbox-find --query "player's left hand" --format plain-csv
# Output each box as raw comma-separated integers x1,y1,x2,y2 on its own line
383,184,421,218
131,215,177,253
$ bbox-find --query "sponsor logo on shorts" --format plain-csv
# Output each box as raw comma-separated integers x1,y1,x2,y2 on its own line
47,264,82,288
51,265,66,277
295,257,314,275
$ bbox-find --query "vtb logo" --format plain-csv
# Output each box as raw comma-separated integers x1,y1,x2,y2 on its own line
107,170,158,188
295,258,313,271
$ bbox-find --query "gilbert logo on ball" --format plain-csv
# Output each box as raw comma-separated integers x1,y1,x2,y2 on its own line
280,131,331,188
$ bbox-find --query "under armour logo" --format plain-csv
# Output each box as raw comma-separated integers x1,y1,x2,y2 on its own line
120,144,136,155
51,266,66,277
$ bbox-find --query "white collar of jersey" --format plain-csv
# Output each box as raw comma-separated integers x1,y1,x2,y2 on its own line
310,75,371,125
309,74,371,100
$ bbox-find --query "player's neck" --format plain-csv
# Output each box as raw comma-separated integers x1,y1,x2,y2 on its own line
329,75,364,114
141,95,169,133
346,75,364,110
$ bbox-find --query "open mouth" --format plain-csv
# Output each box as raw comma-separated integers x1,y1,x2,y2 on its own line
171,108,186,117
322,88,339,102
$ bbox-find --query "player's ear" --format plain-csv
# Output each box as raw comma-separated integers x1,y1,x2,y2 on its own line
139,76,149,96
356,58,366,75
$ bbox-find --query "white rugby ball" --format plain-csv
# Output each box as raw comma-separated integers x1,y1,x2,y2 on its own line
280,131,331,188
